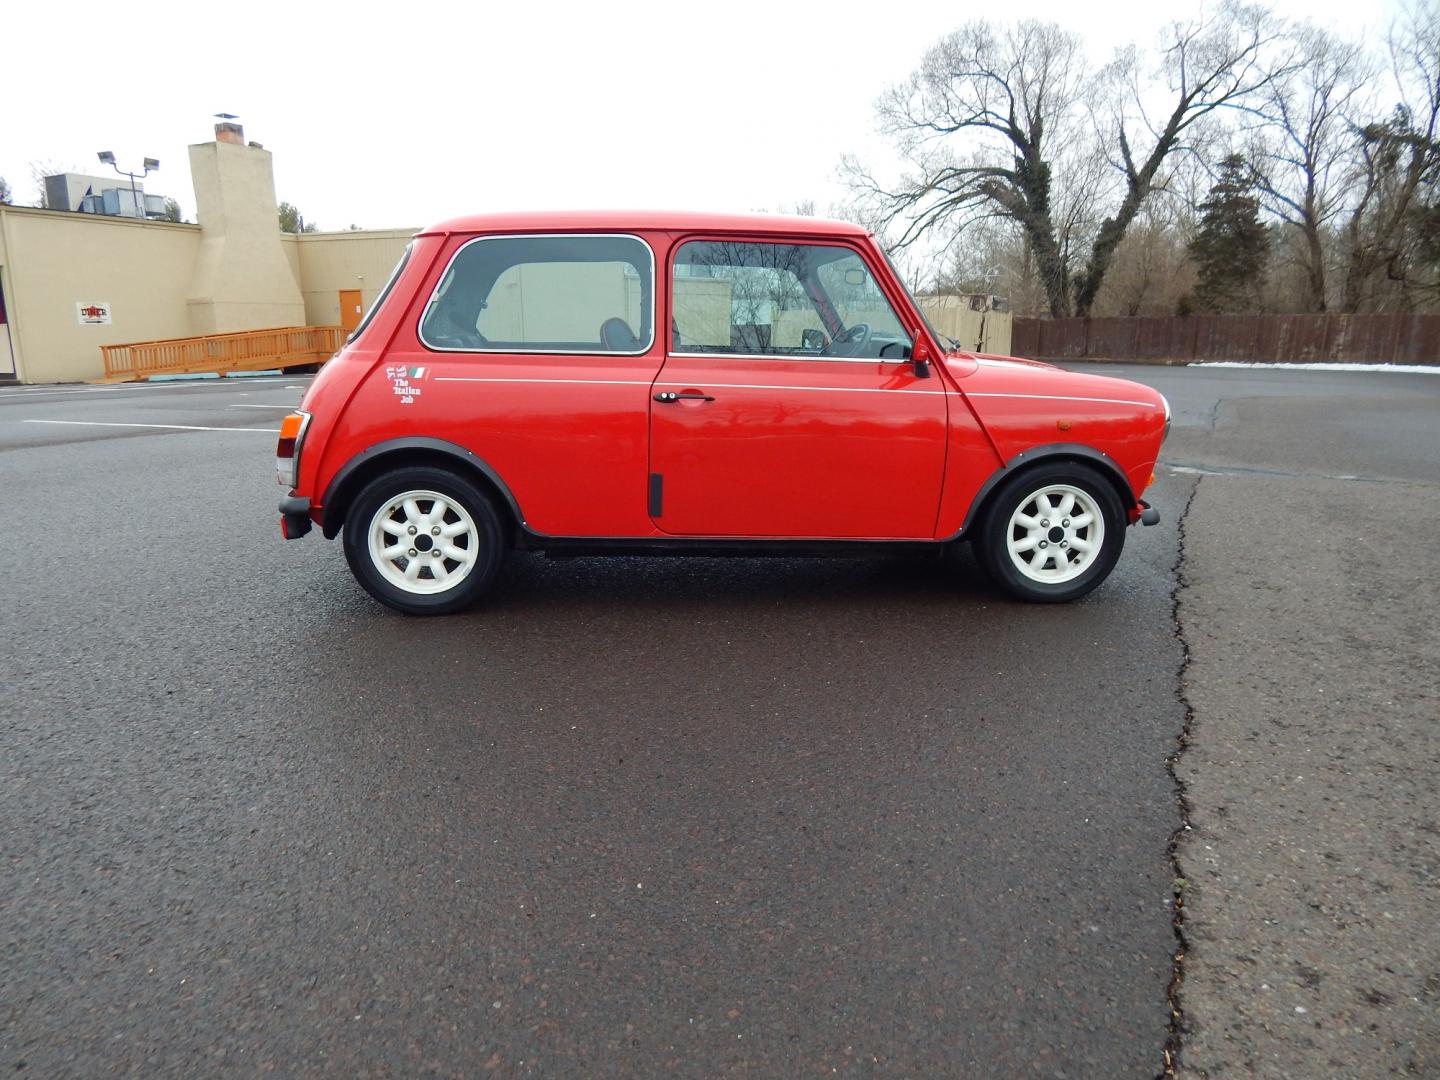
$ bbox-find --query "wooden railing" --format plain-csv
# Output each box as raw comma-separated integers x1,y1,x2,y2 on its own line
100,326,347,381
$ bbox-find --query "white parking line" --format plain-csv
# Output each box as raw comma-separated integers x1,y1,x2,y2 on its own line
0,387,130,399
23,420,278,433
2,374,311,392
1,381,307,400
228,403,299,409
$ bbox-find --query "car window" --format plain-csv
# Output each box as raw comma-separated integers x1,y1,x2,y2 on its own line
814,253,909,341
671,240,909,359
420,234,653,354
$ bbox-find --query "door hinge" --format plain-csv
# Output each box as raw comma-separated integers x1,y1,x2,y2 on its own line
648,473,663,517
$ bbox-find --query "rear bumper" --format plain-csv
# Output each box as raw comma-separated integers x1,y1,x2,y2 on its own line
279,494,312,539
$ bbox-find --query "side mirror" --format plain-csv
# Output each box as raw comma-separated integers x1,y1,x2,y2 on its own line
911,336,932,379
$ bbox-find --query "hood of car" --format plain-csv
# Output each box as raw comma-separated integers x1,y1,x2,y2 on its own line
966,351,1061,371
953,351,1168,420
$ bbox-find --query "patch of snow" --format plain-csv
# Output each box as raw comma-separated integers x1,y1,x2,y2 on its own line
1189,361,1440,374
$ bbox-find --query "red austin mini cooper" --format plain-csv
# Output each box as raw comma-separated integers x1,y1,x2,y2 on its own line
276,211,1168,614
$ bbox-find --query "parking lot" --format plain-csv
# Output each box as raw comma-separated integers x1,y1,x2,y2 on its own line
2,365,1437,1077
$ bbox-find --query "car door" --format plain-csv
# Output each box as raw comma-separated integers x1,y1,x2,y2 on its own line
648,238,948,539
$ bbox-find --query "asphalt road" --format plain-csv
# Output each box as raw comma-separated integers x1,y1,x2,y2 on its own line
0,364,1433,1076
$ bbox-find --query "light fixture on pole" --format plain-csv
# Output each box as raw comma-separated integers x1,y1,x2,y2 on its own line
96,150,159,219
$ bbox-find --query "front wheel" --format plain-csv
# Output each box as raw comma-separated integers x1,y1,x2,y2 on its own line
342,466,504,615
973,463,1126,603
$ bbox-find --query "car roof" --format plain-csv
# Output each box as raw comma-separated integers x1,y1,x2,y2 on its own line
418,210,871,239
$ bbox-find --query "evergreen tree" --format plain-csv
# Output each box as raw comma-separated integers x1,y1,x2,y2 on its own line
1188,155,1271,313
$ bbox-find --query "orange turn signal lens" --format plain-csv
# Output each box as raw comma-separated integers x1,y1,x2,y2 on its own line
277,413,305,456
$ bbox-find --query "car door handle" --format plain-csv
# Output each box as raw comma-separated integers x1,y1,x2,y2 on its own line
653,391,715,403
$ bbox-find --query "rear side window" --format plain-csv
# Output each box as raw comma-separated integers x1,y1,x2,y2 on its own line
419,234,654,354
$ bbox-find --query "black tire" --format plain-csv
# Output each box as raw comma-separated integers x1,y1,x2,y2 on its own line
972,462,1126,603
342,466,504,615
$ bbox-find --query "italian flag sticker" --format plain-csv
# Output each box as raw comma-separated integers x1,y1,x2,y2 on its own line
408,367,427,379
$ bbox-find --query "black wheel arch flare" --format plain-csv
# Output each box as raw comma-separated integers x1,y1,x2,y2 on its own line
320,437,524,539
950,443,1136,541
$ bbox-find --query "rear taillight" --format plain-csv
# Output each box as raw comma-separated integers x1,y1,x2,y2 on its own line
276,410,311,488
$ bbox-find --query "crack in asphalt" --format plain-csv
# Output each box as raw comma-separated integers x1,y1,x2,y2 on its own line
1160,475,1202,1079
1204,398,1223,431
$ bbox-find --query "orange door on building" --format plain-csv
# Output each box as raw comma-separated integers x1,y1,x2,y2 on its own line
339,289,364,333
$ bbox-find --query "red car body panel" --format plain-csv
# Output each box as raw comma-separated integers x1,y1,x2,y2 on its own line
934,357,1167,535
289,213,1167,547
650,355,949,539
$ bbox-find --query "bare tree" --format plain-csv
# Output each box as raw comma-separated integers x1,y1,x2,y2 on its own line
1091,202,1196,316
0,176,11,205
1341,2,1440,311
1074,1,1299,314
1248,25,1372,311
848,4,1298,318
845,20,1100,316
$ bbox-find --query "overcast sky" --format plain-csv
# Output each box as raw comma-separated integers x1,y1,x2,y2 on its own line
1,0,1406,232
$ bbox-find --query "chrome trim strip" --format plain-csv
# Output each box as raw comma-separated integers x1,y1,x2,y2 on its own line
429,377,944,395
667,350,911,365
655,381,944,396
966,392,1160,408
434,377,652,386
418,233,658,356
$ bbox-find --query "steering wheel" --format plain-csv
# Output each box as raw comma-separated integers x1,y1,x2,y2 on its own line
825,322,873,358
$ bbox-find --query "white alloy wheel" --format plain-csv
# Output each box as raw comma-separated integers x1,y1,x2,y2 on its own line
367,489,479,595
1004,483,1106,585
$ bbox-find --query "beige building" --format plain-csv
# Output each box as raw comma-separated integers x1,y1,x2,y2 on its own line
0,122,418,384
0,124,1009,384
0,208,202,382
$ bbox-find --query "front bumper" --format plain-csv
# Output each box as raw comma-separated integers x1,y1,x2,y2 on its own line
279,494,312,539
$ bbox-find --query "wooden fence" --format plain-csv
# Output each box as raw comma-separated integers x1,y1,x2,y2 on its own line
1012,313,1440,365
100,326,347,382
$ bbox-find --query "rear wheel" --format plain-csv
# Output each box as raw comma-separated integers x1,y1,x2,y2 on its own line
974,462,1126,603
342,466,504,615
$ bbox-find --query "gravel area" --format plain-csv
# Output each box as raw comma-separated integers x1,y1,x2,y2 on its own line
1175,474,1440,1077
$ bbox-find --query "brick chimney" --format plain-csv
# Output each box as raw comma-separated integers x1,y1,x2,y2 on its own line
215,122,245,145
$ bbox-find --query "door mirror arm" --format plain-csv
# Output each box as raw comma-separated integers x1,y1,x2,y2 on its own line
911,336,933,378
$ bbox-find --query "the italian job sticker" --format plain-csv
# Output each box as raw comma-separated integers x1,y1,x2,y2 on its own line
385,364,426,405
